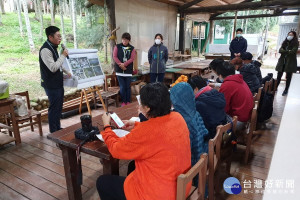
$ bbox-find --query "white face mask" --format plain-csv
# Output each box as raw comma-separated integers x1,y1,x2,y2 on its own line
155,39,161,45
287,36,294,41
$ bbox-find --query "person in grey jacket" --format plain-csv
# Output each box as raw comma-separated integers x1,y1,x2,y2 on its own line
148,33,168,83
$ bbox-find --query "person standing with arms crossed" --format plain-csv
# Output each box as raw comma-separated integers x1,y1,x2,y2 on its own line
148,33,168,83
229,28,247,60
39,26,70,133
276,31,299,96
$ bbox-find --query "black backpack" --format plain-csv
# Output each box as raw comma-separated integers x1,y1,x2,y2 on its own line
257,90,274,122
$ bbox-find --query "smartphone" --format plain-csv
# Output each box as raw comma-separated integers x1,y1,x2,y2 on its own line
136,95,141,105
110,112,125,128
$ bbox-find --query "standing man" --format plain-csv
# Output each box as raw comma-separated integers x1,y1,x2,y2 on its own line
229,28,247,60
39,26,70,133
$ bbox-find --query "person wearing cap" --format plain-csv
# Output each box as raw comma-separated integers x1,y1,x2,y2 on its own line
241,52,262,84
239,52,260,94
229,28,248,60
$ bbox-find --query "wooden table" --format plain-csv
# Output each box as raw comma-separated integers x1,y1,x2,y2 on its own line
47,102,139,200
174,69,199,80
0,98,20,144
263,74,300,200
204,53,231,60
165,68,183,83
174,63,210,75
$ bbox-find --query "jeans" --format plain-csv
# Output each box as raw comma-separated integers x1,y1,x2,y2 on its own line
277,71,293,91
117,76,131,103
44,87,64,133
96,175,126,200
150,73,165,83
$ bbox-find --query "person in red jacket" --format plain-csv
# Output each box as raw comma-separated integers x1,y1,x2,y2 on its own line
97,82,191,200
215,61,253,129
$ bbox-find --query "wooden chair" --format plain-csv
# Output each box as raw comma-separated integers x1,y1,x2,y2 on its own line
103,74,120,107
253,87,263,110
208,116,237,200
176,153,208,200
237,101,258,164
8,91,43,136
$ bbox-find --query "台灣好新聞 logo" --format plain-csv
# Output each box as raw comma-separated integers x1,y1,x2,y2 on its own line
223,177,242,194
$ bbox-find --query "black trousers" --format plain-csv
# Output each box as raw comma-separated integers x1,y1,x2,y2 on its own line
276,71,293,91
96,161,136,200
96,175,126,200
44,87,64,133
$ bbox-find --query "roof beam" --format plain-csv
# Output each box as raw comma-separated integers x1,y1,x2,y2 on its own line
179,0,205,11
184,0,300,13
211,11,299,20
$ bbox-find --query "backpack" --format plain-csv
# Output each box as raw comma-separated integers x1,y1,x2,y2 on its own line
257,90,274,122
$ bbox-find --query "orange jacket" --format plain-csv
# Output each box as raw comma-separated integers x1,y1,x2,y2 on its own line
101,112,191,200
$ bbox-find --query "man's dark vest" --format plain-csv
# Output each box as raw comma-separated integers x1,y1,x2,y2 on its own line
114,43,134,74
39,41,63,89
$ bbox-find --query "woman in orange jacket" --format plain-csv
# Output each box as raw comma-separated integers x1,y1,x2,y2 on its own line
97,82,191,200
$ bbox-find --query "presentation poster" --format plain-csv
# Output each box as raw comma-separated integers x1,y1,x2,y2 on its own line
62,49,105,89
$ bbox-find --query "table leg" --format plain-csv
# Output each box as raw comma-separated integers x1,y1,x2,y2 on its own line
60,145,82,200
102,157,119,175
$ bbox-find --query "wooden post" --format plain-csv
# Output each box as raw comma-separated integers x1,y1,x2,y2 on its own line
198,23,201,57
232,11,238,39
105,0,116,71
179,12,185,54
209,20,214,44
297,13,300,39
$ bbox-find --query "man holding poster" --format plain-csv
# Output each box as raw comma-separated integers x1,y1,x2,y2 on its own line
39,26,71,133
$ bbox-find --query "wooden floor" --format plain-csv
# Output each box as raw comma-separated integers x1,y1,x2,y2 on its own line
0,84,286,200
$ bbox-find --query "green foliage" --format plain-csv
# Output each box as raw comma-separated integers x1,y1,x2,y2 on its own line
216,10,279,34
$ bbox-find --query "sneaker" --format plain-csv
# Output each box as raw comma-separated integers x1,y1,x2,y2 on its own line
121,102,126,107
282,90,288,96
126,102,130,105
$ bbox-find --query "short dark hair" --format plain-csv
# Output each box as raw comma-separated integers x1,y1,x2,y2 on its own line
209,58,224,71
188,75,207,90
236,28,243,33
216,61,235,78
45,26,60,39
140,82,171,118
154,33,163,40
241,52,253,60
121,32,131,41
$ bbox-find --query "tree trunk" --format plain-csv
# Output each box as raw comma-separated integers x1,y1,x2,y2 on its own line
58,0,66,45
15,0,24,36
104,4,108,63
79,6,82,21
69,0,73,29
71,0,77,48
43,1,46,15
33,0,39,20
50,0,54,25
37,0,44,40
22,0,35,51
0,12,2,26
244,10,249,34
105,0,116,70
0,0,5,14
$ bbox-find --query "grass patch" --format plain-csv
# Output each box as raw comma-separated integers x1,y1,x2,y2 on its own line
0,12,111,99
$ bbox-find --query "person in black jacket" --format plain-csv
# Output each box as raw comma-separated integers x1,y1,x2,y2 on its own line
229,28,247,59
39,26,70,133
188,76,227,139
241,52,262,84
240,53,260,94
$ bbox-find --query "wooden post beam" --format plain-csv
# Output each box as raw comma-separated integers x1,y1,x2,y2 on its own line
179,12,186,54
211,12,299,20
184,0,300,14
178,0,204,11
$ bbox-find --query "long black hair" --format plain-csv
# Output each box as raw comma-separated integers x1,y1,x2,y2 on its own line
281,31,299,49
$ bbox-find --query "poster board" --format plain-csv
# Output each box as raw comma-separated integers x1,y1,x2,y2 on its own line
62,49,105,89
